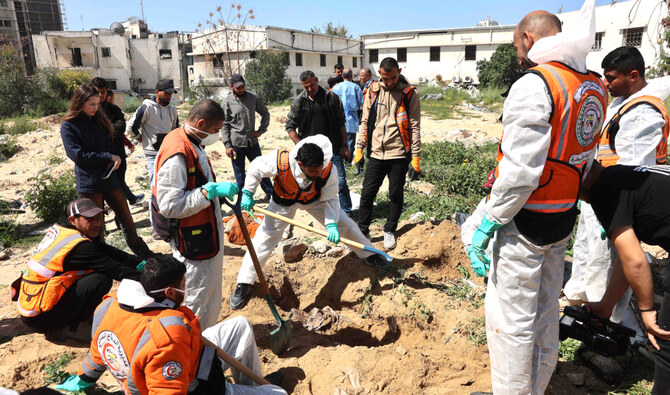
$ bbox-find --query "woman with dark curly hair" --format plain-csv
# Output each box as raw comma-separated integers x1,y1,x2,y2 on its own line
60,84,153,259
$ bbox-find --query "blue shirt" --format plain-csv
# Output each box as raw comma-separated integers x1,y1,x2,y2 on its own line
332,80,364,134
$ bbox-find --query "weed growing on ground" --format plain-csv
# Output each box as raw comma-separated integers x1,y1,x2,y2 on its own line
125,97,143,113
461,317,487,346
558,338,582,363
360,277,380,319
25,172,77,222
0,136,18,161
46,153,64,165
6,117,38,135
42,353,76,384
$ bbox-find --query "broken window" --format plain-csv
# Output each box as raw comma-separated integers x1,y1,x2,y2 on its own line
159,49,172,59
71,48,82,67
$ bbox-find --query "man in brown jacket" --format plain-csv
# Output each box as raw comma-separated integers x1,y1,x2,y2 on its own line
353,57,421,249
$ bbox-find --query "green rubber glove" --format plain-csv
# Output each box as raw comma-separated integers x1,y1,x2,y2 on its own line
202,182,239,200
326,223,339,244
467,246,490,277
600,226,607,240
136,260,146,271
241,189,255,211
54,375,94,392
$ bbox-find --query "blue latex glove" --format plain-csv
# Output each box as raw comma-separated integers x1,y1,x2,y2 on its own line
469,216,503,277
54,375,93,392
467,246,490,277
241,189,255,211
202,182,239,200
326,223,339,244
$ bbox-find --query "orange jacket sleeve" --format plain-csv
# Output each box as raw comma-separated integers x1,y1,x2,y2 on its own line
143,339,194,394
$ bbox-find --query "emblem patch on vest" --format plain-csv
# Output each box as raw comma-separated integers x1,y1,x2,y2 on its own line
97,330,130,380
162,361,182,380
33,225,60,254
575,96,604,147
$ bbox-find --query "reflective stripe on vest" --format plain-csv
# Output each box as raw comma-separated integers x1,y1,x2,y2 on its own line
598,95,670,166
493,62,607,214
17,225,91,317
272,149,333,205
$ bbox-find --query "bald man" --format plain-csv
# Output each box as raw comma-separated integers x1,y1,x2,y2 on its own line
467,9,607,394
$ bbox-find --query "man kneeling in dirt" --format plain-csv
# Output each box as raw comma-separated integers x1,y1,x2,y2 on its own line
56,254,287,394
230,135,389,310
13,198,144,340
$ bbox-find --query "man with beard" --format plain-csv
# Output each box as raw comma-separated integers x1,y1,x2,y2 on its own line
466,4,608,394
221,74,273,199
228,135,388,310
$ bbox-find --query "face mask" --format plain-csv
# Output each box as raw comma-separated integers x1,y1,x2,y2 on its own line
150,286,189,305
186,124,219,146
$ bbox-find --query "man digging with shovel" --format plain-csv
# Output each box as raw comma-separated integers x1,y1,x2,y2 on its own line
230,134,390,310
56,254,287,394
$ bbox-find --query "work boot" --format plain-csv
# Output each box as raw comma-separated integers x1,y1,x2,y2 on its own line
365,254,390,268
230,283,252,310
383,231,397,250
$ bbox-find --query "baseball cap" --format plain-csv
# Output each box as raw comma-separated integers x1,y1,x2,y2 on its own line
67,198,103,218
230,74,245,88
156,79,177,93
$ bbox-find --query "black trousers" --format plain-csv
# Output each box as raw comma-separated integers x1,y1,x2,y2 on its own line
357,157,409,234
21,273,113,332
653,264,670,395
117,157,138,204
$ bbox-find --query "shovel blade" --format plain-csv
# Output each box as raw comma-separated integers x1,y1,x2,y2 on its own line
269,320,291,355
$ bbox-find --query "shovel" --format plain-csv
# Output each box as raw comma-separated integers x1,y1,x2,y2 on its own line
201,337,270,385
223,194,292,356
252,206,393,262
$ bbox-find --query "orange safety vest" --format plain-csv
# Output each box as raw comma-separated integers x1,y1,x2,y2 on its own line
17,224,93,317
152,127,220,260
365,81,416,157
78,295,203,394
272,149,333,206
598,95,670,166
493,62,607,214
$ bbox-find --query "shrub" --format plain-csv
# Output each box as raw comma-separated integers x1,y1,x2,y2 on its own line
0,44,36,118
0,136,18,161
7,118,37,135
245,50,292,103
25,172,77,222
53,69,92,97
476,43,524,90
125,97,143,113
32,98,70,117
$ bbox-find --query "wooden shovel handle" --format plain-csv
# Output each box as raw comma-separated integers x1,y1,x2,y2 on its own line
201,337,271,385
235,210,271,295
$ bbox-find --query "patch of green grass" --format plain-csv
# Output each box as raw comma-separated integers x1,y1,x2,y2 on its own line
5,117,39,135
46,153,64,165
42,353,76,384
267,99,292,107
558,338,583,363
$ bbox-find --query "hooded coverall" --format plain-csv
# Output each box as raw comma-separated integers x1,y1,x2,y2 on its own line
236,135,376,285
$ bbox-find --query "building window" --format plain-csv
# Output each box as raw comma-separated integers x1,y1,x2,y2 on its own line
396,48,407,63
285,51,290,65
188,66,194,74
71,47,82,67
623,27,644,47
337,55,343,65
353,57,357,67
465,45,476,61
369,49,378,63
320,54,326,67
429,46,440,62
212,53,224,67
0,19,11,27
592,32,603,50
0,1,7,7
106,80,117,90
295,52,302,66
101,47,111,57
159,49,172,59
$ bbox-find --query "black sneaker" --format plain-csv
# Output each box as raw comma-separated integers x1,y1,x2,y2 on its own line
230,283,252,310
365,254,390,268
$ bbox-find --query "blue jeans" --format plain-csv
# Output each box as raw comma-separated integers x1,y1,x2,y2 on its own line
231,144,273,196
331,154,352,215
347,133,357,162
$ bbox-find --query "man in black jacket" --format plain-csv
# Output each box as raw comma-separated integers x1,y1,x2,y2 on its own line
91,78,144,206
285,70,353,216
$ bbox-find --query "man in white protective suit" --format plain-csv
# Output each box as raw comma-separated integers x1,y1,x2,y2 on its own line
229,134,389,310
564,46,670,337
466,1,608,393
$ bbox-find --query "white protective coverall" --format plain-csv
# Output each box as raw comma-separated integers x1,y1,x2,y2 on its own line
237,135,375,285
564,76,670,332
155,140,224,330
115,280,287,395
483,1,598,393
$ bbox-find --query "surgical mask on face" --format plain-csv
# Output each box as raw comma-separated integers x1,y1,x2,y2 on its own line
185,124,219,146
150,286,189,305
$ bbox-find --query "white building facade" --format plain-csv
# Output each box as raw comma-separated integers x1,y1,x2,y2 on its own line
32,29,185,95
361,0,668,85
189,25,362,95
